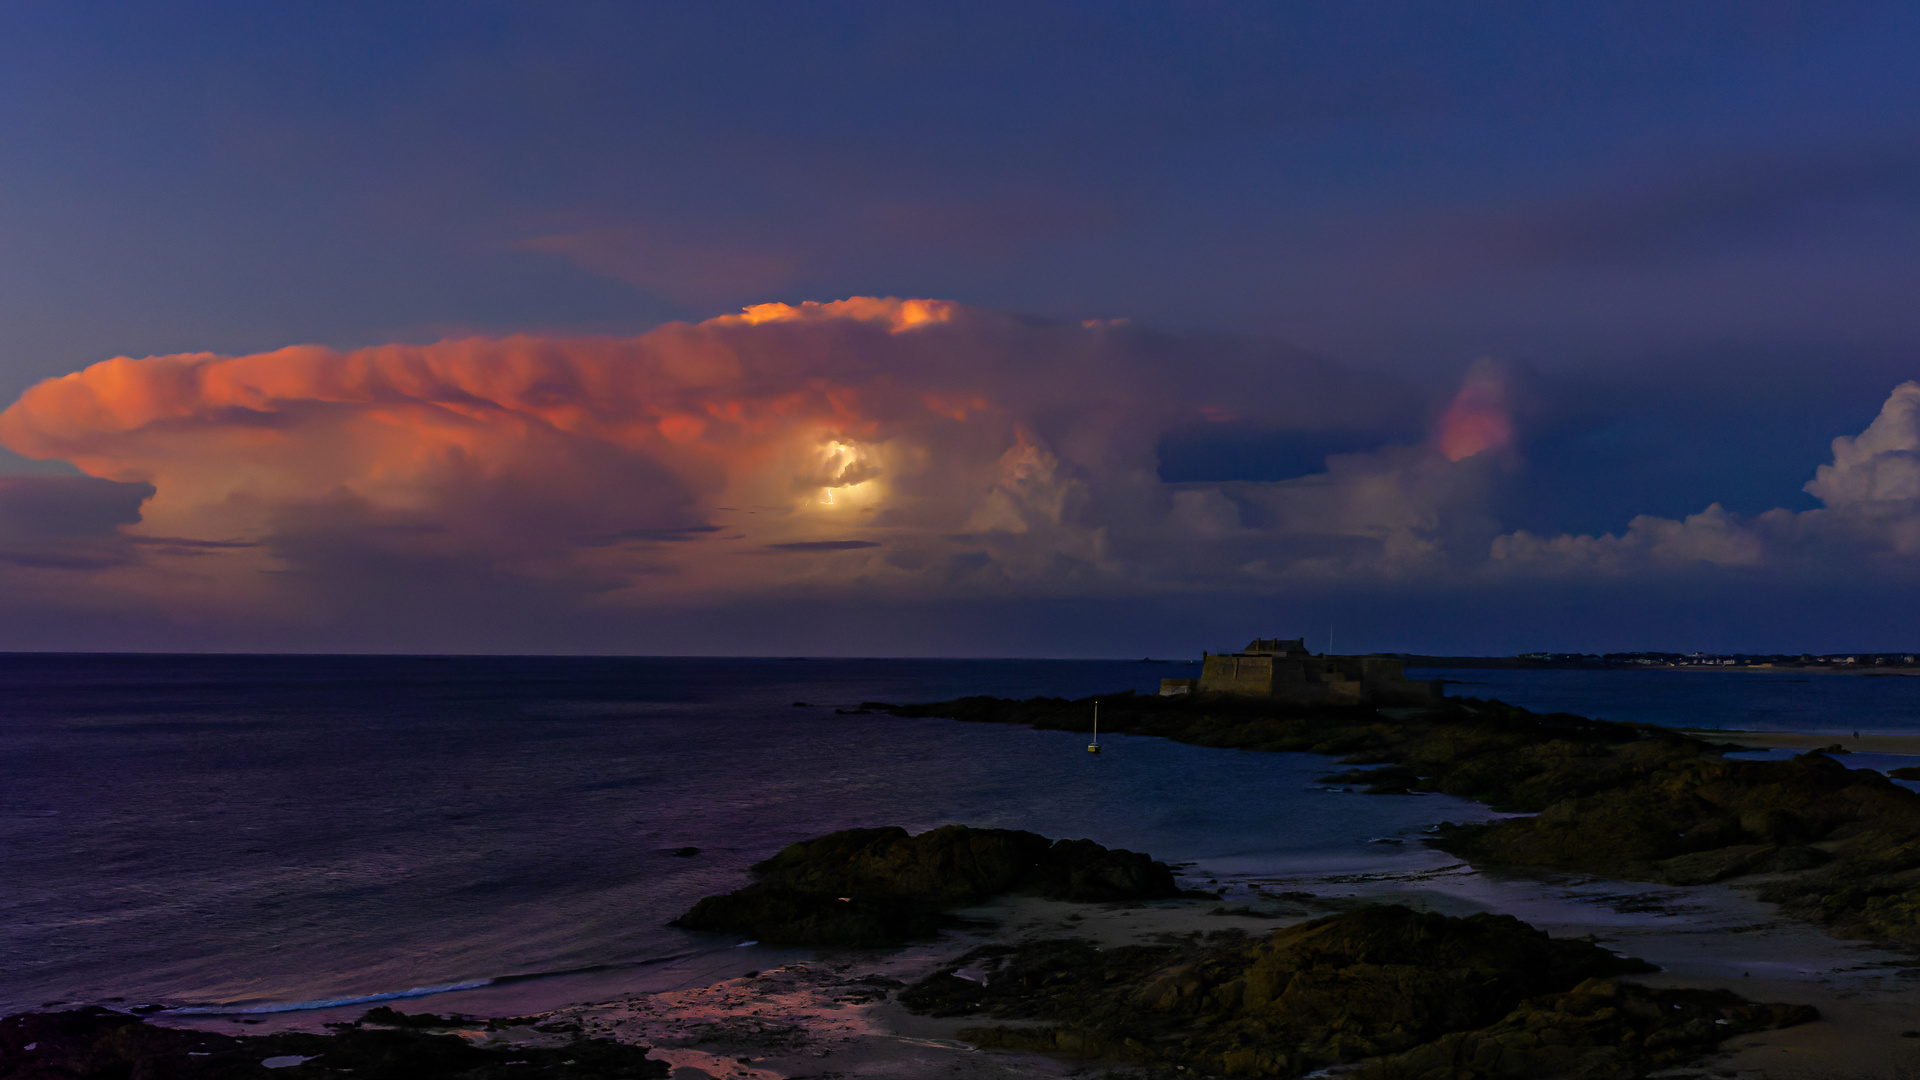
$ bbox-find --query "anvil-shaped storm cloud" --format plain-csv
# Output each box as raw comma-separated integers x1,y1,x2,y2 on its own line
1,298,1916,654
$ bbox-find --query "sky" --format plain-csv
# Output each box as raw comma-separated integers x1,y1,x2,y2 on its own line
1,2,1918,656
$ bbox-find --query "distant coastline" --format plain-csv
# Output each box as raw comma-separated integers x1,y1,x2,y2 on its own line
1397,651,1920,672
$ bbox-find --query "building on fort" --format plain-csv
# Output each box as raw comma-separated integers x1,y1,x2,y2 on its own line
1158,637,1442,706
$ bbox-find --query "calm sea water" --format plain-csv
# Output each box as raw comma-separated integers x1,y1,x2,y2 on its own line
5,655,1917,1019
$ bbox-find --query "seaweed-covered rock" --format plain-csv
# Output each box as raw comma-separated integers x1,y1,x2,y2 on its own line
1654,843,1779,886
673,825,1185,946
358,1005,469,1028
907,904,1764,1077
0,1007,669,1079
1358,978,1817,1080
1035,837,1180,902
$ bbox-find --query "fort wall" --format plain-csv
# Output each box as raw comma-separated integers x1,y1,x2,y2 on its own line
1160,638,1441,706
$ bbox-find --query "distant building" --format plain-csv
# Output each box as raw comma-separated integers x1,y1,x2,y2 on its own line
1159,637,1443,706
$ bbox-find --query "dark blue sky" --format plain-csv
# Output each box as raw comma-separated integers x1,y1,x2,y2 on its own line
0,2,1917,653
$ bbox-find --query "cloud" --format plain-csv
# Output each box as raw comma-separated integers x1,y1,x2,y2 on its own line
12,294,1908,651
0,474,169,604
1434,357,1517,462
0,298,1496,633
1491,380,1920,575
1436,138,1920,272
1804,379,1920,552
766,540,882,552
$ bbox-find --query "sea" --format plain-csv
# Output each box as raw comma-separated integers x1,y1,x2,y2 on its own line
6,655,1920,1021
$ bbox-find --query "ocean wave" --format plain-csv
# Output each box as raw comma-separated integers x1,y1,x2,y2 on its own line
162,980,497,1015
158,949,714,1015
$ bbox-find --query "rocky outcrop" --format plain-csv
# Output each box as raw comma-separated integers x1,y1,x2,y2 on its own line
673,824,1186,946
0,1006,669,1078
1357,978,1816,1080
899,904,1810,1078
880,692,1920,947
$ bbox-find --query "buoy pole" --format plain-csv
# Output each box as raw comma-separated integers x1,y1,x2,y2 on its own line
1088,699,1100,753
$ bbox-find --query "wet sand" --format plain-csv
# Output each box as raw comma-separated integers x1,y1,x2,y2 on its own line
497,897,1334,1079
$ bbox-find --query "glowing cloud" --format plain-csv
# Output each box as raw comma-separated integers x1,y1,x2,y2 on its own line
0,298,1025,602
0,298,1563,635
1434,358,1515,462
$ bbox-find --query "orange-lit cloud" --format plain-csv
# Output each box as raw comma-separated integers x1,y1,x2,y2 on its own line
0,298,1581,636
0,298,1022,605
1434,357,1515,462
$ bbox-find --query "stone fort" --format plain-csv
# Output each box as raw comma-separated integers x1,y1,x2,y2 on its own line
1159,637,1442,706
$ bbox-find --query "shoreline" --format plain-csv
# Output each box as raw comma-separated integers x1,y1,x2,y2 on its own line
143,857,1920,1078
29,707,1920,1078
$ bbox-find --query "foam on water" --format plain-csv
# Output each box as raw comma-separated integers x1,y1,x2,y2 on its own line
163,979,498,1015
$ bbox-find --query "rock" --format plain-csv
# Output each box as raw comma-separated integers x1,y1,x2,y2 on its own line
358,1005,466,1028
1358,978,1818,1080
1037,837,1181,902
672,825,1184,946
0,1006,670,1078
1741,806,1812,844
1656,843,1778,885
1754,844,1831,873
913,905,1810,1078
675,888,934,947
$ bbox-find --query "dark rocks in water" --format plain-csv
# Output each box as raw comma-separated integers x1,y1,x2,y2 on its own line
1318,764,1426,794
1891,765,1920,780
0,1006,669,1078
677,879,932,946
899,904,1810,1078
790,701,809,707
1208,905,1284,918
1041,836,1184,902
670,846,701,858
875,692,1920,947
359,1004,467,1028
672,824,1186,946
